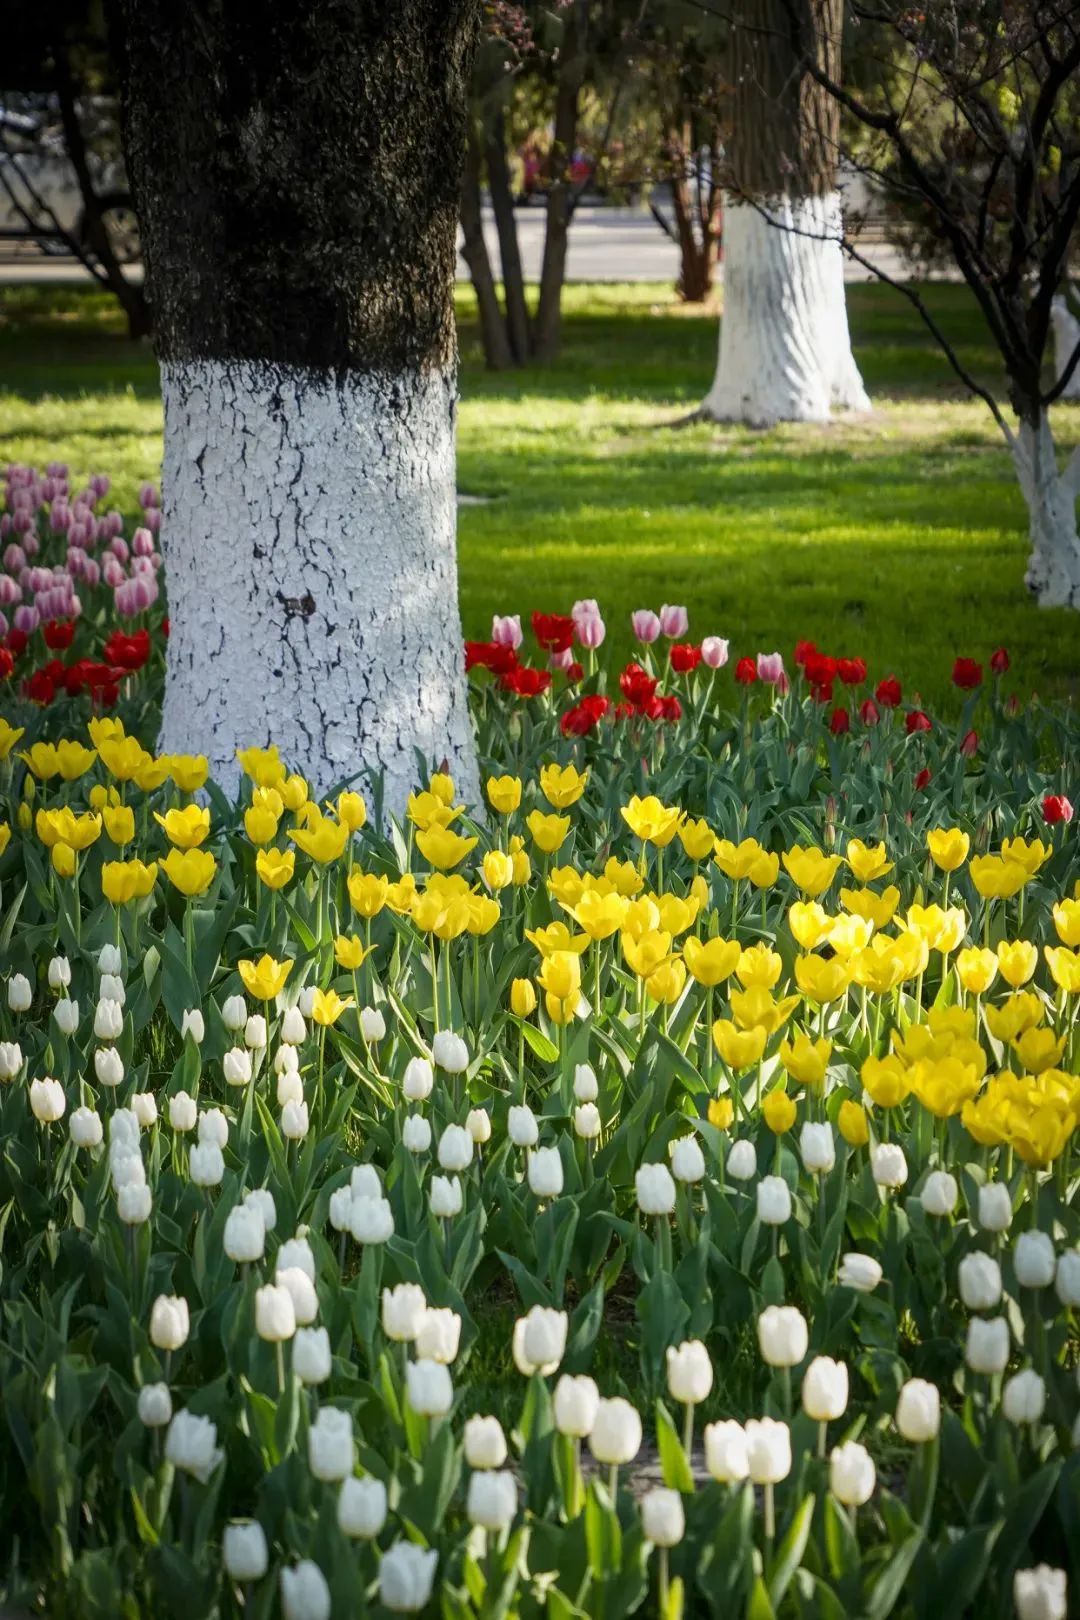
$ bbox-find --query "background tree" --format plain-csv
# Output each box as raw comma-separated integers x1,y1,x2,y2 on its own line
641,22,725,302
779,0,1080,608
698,0,869,424
113,0,482,808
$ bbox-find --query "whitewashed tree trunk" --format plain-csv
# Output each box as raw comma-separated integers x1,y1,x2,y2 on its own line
702,194,869,426
1050,296,1080,402
159,362,479,809
1012,416,1080,608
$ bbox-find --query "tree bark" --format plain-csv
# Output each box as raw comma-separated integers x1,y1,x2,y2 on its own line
702,0,868,423
484,106,531,365
460,126,514,371
114,0,482,811
532,1,586,362
1013,415,1080,609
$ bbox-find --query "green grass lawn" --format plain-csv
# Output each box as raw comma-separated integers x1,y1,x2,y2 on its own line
1,278,1078,711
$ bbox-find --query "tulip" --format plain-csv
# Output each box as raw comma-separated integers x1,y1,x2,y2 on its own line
978,1182,1013,1232
1014,1230,1055,1288
554,1373,600,1437
631,609,662,642
150,1294,189,1351
744,1417,791,1485
338,1475,388,1539
1055,1252,1080,1307
280,1562,331,1620
360,1006,386,1042
198,1107,227,1148
280,1005,306,1043
281,1099,310,1140
636,1161,676,1216
276,1266,318,1326
467,1469,517,1530
70,1106,103,1148
0,1041,23,1080
255,1284,296,1343
965,1316,1010,1374
382,1283,427,1342
137,1382,172,1428
406,1357,453,1417
221,994,247,1031
895,1378,940,1442
402,1056,434,1101
131,1092,157,1128
642,1486,685,1547
528,1145,564,1198
437,1124,472,1172
574,1063,599,1102
920,1170,958,1216
94,1046,124,1089
379,1542,438,1614
799,1122,835,1175
432,1030,469,1072
416,1307,461,1365
294,1326,332,1385
589,1397,642,1470
666,1340,713,1406
659,603,689,637
98,943,122,975
308,1406,355,1481
168,1091,197,1132
277,1235,315,1277
704,1419,749,1482
403,1114,432,1153
727,1140,757,1181
514,1306,568,1376
223,1520,269,1582
701,635,729,668
802,1356,848,1423
464,1414,508,1470
1002,1368,1046,1426
189,1142,224,1186
55,998,80,1036
118,1183,152,1224
7,974,32,1012
223,1047,252,1087
48,955,72,990
224,1203,265,1263
670,1136,705,1183
574,1103,601,1139
1014,1566,1067,1620
871,1142,908,1188
509,1104,539,1147
244,1014,267,1049
30,1076,66,1123
756,1175,791,1225
466,1108,491,1144
958,1252,1002,1311
830,1441,875,1506
165,1410,222,1483
757,1305,808,1368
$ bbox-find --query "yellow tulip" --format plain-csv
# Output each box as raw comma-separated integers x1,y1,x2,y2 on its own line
603,856,644,897
713,836,767,881
621,896,661,942
956,947,998,996
908,1057,981,1118
846,839,893,884
483,849,514,892
678,818,715,860
1052,898,1080,947
780,1032,832,1088
708,1096,735,1130
735,942,782,990
984,992,1044,1042
53,740,98,781
996,939,1038,988
349,870,389,918
861,1054,910,1109
384,873,418,913
168,754,210,792
162,847,217,897
332,934,369,970
241,804,279,845
291,814,351,865
620,795,683,847
905,903,967,954
101,858,158,904
851,931,927,994
573,889,630,941
840,885,900,928
432,895,472,942
335,791,367,832
1000,836,1050,876
712,1019,767,1070
782,845,843,897
510,836,531,885
467,895,501,935
969,855,1027,900
548,865,585,907
538,951,582,1002
407,790,461,832
793,952,854,1004
237,955,293,1000
0,719,26,760
429,772,455,806
1011,1026,1066,1075
155,804,211,849
730,986,799,1035
51,842,76,879
526,920,590,957
19,743,60,780
236,744,286,788
16,803,30,830
927,827,969,872
511,978,537,1017
0,822,10,858
540,762,588,808
526,810,571,854
654,893,699,936
133,755,172,792
788,901,831,951
36,807,101,851
96,733,153,782
256,847,296,890
280,774,309,812
837,1100,869,1147
827,914,874,959
1008,1096,1076,1167
622,930,674,979
763,1090,796,1133
748,850,780,889
545,992,578,1026
683,935,741,987
311,987,353,1026
689,873,710,912
487,774,523,815
1044,946,1080,994
646,958,687,1004
102,804,136,846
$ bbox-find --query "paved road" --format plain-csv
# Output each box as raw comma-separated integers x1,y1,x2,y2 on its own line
0,205,912,286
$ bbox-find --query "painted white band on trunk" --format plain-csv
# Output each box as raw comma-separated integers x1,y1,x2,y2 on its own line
158,359,479,812
704,193,870,426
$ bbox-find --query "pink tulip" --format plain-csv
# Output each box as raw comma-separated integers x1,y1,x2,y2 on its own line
631,609,661,644
491,614,523,650
550,646,575,672
13,604,39,633
700,636,729,669
659,603,689,638
0,576,21,606
3,544,25,572
132,527,154,557
144,508,162,535
572,599,606,649
82,558,101,587
756,652,785,686
138,482,160,509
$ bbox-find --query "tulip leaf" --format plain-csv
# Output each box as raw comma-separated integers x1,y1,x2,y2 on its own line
654,1399,694,1493
766,1491,815,1609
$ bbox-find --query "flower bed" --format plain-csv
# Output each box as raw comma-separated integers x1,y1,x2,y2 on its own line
1,469,1079,1619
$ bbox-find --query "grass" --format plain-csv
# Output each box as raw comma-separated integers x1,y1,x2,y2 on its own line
1,278,1078,711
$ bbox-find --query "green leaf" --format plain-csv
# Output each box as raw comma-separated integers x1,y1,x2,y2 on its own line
767,1492,815,1610
655,1400,694,1493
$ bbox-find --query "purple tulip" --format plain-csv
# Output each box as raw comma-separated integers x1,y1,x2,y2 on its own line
631,609,661,644
659,604,689,638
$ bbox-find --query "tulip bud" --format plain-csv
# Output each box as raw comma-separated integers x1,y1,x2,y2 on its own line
94,1046,124,1088
223,1521,269,1582
799,1122,835,1176
7,973,32,1012
30,1076,66,1123
838,1252,882,1292
666,1340,713,1405
430,1176,462,1219
281,1005,306,1044
402,1056,433,1101
294,1325,332,1385
744,1417,791,1484
965,1316,1010,1374
871,1142,908,1188
431,1030,469,1073
467,1469,517,1531
378,1543,438,1615
223,1047,253,1087
704,1419,748,1482
757,1305,808,1368
554,1373,600,1437
802,1356,848,1422
588,1397,642,1465
48,955,72,990
466,1107,491,1144
977,1182,1012,1232
181,1007,205,1044
150,1294,189,1351
280,1561,331,1620
635,1161,676,1216
406,1357,453,1417
528,1144,564,1198
508,1104,539,1147
70,1105,103,1148
573,1063,599,1102
670,1136,705,1183
169,1090,198,1131
189,1141,225,1186
513,1305,568,1376
402,1114,432,1153
895,1378,940,1442
574,1102,601,1139
308,1406,354,1481
137,1382,173,1428
221,994,247,1031
165,1410,222,1483
756,1175,791,1226
958,1252,1002,1311
360,1006,386,1042
1013,1566,1067,1620
55,998,81,1036
1055,1251,1080,1307
281,1099,310,1140
1002,1368,1046,1426
464,1414,508,1469
829,1441,875,1506
131,1092,157,1129
1014,1230,1055,1289
727,1139,757,1181
337,1476,387,1540
382,1283,427,1342
641,1486,685,1547
437,1124,472,1172
920,1169,958,1216
224,1203,265,1263
244,1014,268,1049
0,1040,23,1080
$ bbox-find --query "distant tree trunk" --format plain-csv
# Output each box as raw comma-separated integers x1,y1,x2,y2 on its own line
532,0,586,362
667,124,723,303
702,0,868,424
484,106,531,364
1014,414,1080,609
115,0,482,811
461,126,514,370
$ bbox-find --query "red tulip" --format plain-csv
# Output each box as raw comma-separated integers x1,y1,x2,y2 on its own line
42,618,76,651
794,639,817,667
990,647,1010,675
837,657,867,686
875,675,901,708
501,665,551,697
619,662,658,710
951,657,982,689
905,710,932,734
0,647,13,680
734,657,757,685
829,706,850,735
960,729,978,757
669,643,702,674
859,698,880,726
465,641,518,676
1043,794,1074,824
103,628,151,671
531,612,575,654
914,767,932,790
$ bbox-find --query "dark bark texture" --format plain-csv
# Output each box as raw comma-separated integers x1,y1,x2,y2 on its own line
113,0,481,372
725,0,840,199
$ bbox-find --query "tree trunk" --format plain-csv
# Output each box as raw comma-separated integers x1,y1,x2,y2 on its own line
1013,415,1080,608
668,127,722,303
702,194,868,424
532,2,585,362
702,0,868,423
461,127,514,371
114,0,481,812
484,107,531,365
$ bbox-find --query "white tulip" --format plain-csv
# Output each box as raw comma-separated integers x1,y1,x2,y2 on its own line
55,998,81,1036
189,1142,224,1187
757,1305,808,1368
276,1266,318,1326
7,973,32,1012
871,1142,908,1188
280,1561,331,1620
117,1184,152,1224
181,1008,205,1044
168,1090,197,1131
432,1029,469,1073
48,955,72,989
666,1340,713,1405
830,1441,875,1506
1014,1230,1055,1289
554,1374,600,1438
223,1047,252,1087
920,1169,958,1216
402,1056,433,1101
277,1235,315,1278
378,1542,438,1614
70,1106,103,1148
308,1406,354,1481
574,1103,601,1139
297,985,318,1017
641,1486,685,1546
293,1326,332,1385
93,998,122,1041
838,1253,882,1292
802,1357,848,1422
756,1175,791,1226
670,1136,706,1183
330,1185,354,1232
97,944,122,976
528,1145,564,1198
244,1014,267,1050
437,1124,472,1172
799,1122,835,1175
350,1194,394,1244
131,1092,157,1128
30,1076,66,1123
513,1306,568,1376
281,1100,309,1140
94,1046,124,1088
958,1252,1002,1311
137,1382,172,1428
150,1294,190,1350
704,1419,749,1483
464,1415,507,1469
636,1161,676,1215
337,1475,387,1539
1014,1565,1067,1620
467,1468,517,1530
223,1520,269,1582
165,1410,222,1482
0,1040,23,1080
896,1378,940,1442
224,1203,265,1263
382,1283,427,1342
430,1176,462,1219
360,1006,386,1042
406,1357,453,1416
508,1104,539,1147
589,1397,642,1465
198,1107,228,1149
965,1315,1010,1374
245,1188,276,1231
1002,1368,1046,1426
744,1417,791,1484
402,1114,432,1153
221,994,247,1032
573,1063,598,1102
466,1107,491,1144
255,1283,296,1342
99,973,126,1004
727,1139,757,1181
110,1107,140,1145
351,1164,381,1200
1055,1251,1080,1307
109,1146,145,1190
274,1043,300,1076
281,1005,306,1044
